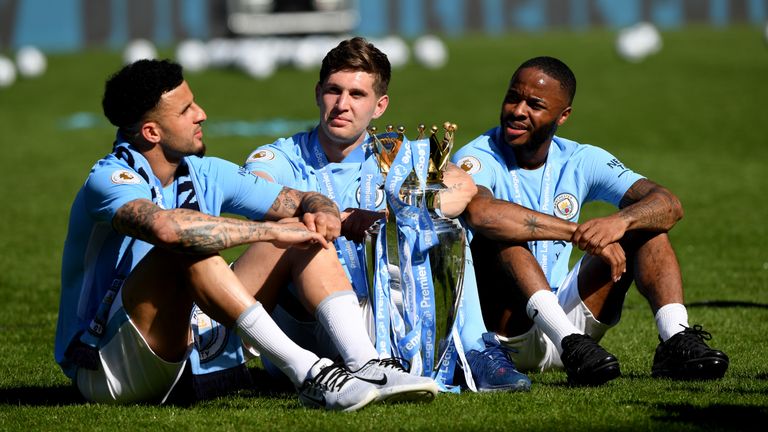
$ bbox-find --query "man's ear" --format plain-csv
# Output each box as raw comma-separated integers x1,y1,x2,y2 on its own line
315,82,322,107
140,121,161,144
372,94,389,120
557,106,572,126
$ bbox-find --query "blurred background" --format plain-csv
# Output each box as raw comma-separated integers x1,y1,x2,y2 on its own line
0,3,767,425
1,0,767,84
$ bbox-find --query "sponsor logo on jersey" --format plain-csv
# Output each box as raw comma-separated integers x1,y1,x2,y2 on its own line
607,158,630,177
246,149,275,163
554,192,579,220
110,169,141,184
356,185,385,208
457,156,481,175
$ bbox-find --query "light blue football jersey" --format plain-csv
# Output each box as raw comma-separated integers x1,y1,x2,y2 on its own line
452,126,644,290
56,142,282,378
244,128,386,282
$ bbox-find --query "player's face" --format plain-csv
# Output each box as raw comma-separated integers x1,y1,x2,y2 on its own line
499,67,571,150
315,69,388,148
152,81,208,159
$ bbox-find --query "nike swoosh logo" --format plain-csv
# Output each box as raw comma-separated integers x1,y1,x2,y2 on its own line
303,391,327,407
356,375,388,386
530,308,540,320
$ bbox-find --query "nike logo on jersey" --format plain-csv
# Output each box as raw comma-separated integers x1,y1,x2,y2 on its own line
530,308,540,320
356,375,388,386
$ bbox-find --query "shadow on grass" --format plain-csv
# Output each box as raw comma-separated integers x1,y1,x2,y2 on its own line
652,403,768,430
0,384,84,406
686,300,768,309
0,368,294,407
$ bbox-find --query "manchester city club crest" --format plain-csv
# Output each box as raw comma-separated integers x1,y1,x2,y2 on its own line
457,156,482,175
191,306,229,363
554,192,579,220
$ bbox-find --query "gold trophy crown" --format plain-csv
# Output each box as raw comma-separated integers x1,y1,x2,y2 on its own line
368,122,457,183
367,124,405,176
420,122,457,183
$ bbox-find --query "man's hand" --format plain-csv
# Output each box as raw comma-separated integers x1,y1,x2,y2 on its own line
340,208,385,243
270,218,330,249
571,214,629,256
595,242,626,282
571,215,628,282
301,211,342,241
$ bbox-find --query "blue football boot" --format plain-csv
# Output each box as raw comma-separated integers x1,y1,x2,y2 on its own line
466,332,532,392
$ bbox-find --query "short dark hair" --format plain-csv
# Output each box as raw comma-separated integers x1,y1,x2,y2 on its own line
515,56,576,104
102,59,184,131
319,37,391,96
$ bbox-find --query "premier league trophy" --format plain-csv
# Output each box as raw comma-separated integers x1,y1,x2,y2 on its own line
364,122,466,380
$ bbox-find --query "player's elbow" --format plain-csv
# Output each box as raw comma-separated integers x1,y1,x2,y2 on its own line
151,215,183,248
671,194,684,223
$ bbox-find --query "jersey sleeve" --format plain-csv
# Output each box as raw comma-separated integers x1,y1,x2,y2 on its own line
579,145,645,206
243,141,299,186
209,157,283,220
451,145,497,192
84,163,153,224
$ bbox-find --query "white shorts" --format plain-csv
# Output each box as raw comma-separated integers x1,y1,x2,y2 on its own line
75,291,191,404
496,257,621,372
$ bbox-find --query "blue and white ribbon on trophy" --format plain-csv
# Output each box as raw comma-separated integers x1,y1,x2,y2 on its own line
371,134,466,392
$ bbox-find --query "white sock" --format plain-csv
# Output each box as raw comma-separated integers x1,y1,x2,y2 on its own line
526,289,582,351
655,303,689,341
235,302,319,386
315,291,378,369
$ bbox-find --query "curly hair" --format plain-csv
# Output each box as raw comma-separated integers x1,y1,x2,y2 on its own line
319,37,391,96
102,59,184,133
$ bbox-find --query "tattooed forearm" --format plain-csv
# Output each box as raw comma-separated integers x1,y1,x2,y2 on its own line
301,192,340,218
113,199,163,242
271,187,300,215
523,215,543,235
114,199,280,254
619,179,683,231
171,215,271,253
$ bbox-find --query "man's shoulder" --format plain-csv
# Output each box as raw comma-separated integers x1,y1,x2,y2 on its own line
453,127,503,166
554,136,613,162
465,126,500,148
84,154,140,188
245,131,310,165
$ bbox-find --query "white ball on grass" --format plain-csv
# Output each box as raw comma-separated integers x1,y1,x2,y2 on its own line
206,38,237,68
616,22,662,63
15,46,47,78
0,56,16,88
764,21,768,45
374,36,409,68
176,39,209,72
413,35,448,69
237,40,276,79
123,39,157,64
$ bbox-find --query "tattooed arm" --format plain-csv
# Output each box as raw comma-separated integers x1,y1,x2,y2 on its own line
463,185,577,242
262,186,342,241
465,186,626,282
571,178,683,254
113,198,329,254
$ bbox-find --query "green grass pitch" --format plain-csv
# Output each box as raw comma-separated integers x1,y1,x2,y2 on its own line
1,25,767,431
